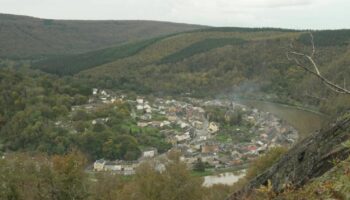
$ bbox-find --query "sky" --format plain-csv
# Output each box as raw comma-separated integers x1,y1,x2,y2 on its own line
1,0,349,29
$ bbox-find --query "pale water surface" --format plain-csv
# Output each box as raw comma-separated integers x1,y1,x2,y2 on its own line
239,100,328,139
203,172,246,187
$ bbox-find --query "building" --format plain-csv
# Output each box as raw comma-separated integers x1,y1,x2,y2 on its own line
201,145,219,154
192,121,203,129
92,88,98,95
175,132,191,142
104,161,122,171
136,98,144,104
93,159,106,172
137,122,149,127
142,148,158,158
207,122,219,133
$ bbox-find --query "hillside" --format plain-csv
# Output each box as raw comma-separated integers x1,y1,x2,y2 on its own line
35,28,350,114
0,13,205,58
227,111,350,199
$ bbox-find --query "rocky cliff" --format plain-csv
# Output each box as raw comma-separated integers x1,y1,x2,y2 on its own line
227,112,350,200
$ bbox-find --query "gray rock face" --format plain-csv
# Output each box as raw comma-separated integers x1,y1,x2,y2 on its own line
227,112,350,200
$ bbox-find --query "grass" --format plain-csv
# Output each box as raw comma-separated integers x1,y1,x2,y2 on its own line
191,170,214,177
215,134,231,143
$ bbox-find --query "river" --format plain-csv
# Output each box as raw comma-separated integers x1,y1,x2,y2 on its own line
203,172,246,187
203,100,328,186
238,100,328,139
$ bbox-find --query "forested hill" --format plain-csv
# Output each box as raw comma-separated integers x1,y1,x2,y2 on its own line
0,13,205,58
35,28,350,114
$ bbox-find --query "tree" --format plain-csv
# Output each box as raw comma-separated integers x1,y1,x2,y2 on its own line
193,158,206,172
287,32,350,95
51,150,89,200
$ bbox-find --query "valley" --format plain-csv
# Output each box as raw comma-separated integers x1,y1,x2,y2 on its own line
0,11,349,200
61,87,324,181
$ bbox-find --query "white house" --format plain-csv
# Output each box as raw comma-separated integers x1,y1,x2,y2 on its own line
144,104,152,113
179,122,189,129
175,132,191,142
137,122,149,127
101,90,107,96
207,122,219,134
93,159,106,172
92,88,98,95
192,121,203,129
160,121,171,127
104,161,122,171
136,98,144,104
142,148,158,158
136,105,144,110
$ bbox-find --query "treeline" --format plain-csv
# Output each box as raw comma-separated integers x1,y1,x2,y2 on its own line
298,30,350,46
160,38,247,64
0,146,260,200
33,37,162,76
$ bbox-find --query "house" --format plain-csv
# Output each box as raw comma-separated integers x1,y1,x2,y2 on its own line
179,122,189,129
231,150,242,159
246,116,255,123
167,115,177,122
207,122,219,133
94,159,137,175
93,159,106,172
104,161,122,171
137,122,149,127
160,121,171,127
92,118,109,125
92,88,98,95
144,104,152,113
168,106,177,113
101,90,107,96
122,162,138,175
151,121,162,128
136,105,144,110
201,145,219,154
199,154,218,164
175,132,191,142
245,145,258,155
140,114,152,120
136,98,144,104
180,156,198,166
260,133,268,140
199,136,207,141
192,121,203,129
111,97,117,103
142,148,158,158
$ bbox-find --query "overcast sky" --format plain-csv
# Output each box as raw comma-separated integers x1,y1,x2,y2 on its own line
1,0,349,29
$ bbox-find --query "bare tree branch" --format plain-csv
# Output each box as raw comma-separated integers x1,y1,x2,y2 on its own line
287,32,350,95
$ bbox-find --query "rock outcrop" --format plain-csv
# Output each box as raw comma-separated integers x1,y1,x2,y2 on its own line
227,112,350,200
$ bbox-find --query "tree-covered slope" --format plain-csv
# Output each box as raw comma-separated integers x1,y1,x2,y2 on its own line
35,28,350,114
0,13,205,58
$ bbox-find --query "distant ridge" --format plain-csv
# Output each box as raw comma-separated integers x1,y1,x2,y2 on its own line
0,13,206,58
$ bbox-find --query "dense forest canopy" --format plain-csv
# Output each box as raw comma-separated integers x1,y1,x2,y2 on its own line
0,69,171,160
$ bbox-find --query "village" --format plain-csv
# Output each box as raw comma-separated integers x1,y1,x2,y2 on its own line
71,88,298,175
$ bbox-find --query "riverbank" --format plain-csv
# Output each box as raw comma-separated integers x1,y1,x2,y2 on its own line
235,98,327,116
236,99,328,139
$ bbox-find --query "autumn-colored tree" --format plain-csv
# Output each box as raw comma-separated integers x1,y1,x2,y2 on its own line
51,150,88,200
